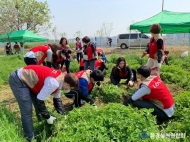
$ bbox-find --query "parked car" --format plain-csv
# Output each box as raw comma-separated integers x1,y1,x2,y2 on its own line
117,33,150,49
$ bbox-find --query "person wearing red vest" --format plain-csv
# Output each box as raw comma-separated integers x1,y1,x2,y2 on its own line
76,69,104,105
124,65,175,124
24,44,59,67
110,57,137,87
95,58,108,72
59,37,71,73
9,65,68,141
142,24,164,77
75,37,83,63
163,51,169,65
82,36,97,71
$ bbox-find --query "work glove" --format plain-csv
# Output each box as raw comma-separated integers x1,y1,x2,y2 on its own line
128,81,134,87
46,116,56,124
123,97,134,106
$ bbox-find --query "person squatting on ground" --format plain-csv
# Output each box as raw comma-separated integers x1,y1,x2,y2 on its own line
124,65,175,124
96,48,108,63
94,56,108,72
110,57,137,87
24,43,59,67
75,37,83,63
9,65,68,141
59,37,71,73
82,36,97,71
64,70,104,107
142,24,164,77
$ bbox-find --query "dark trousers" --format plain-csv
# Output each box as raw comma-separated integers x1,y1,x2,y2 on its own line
132,99,169,122
77,53,83,63
24,57,38,65
61,60,70,73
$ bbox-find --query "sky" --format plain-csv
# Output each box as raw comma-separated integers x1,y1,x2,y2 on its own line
38,0,190,39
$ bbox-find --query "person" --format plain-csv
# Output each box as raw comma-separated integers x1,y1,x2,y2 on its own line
5,42,12,55
59,37,71,73
62,73,83,108
108,37,112,47
110,57,137,87
13,42,20,54
163,51,169,65
94,57,108,72
124,65,175,124
75,70,104,105
79,58,85,71
82,36,97,71
8,65,68,141
144,24,164,76
96,48,108,63
24,44,59,67
75,37,83,63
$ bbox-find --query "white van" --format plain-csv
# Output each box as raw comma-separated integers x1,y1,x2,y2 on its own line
117,33,150,49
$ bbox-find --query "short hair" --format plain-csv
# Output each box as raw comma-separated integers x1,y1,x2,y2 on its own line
137,65,151,78
90,70,104,81
82,36,90,43
59,37,68,45
64,73,79,88
150,24,161,34
76,37,80,41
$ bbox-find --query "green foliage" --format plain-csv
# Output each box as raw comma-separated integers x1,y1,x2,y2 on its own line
0,107,25,141
68,43,75,49
49,104,160,142
70,59,79,73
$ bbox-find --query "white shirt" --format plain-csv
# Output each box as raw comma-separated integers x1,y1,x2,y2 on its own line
131,84,175,117
24,49,52,62
17,68,62,101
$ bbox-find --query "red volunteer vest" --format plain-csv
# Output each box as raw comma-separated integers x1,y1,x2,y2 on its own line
23,65,61,95
30,45,50,65
75,70,94,91
149,38,164,59
76,42,82,49
142,76,174,109
95,59,103,69
87,45,93,60
96,48,103,54
119,70,128,78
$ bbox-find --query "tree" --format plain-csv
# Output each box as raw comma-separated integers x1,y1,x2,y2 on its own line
59,32,67,38
52,26,59,42
102,22,113,38
0,0,52,34
95,28,104,46
73,31,82,38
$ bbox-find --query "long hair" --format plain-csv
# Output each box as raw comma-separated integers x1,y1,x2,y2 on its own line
114,57,127,75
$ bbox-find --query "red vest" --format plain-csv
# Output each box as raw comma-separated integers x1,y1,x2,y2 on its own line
80,58,85,67
87,45,93,60
149,38,164,59
76,42,82,49
23,65,61,95
96,48,103,54
119,70,128,78
95,59,103,69
142,76,174,109
75,70,94,91
30,45,50,65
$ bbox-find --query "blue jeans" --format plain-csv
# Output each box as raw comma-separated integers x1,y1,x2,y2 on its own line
84,59,95,71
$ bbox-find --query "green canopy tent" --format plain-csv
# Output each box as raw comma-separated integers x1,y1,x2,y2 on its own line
0,29,48,42
130,10,190,34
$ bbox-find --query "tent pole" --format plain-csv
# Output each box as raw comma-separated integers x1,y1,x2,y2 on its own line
140,32,142,51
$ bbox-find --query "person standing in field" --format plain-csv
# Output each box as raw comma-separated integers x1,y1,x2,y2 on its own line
9,65,69,141
59,37,71,73
75,37,83,63
124,65,175,124
13,42,20,54
144,24,164,76
5,42,12,55
24,43,59,67
82,36,97,71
